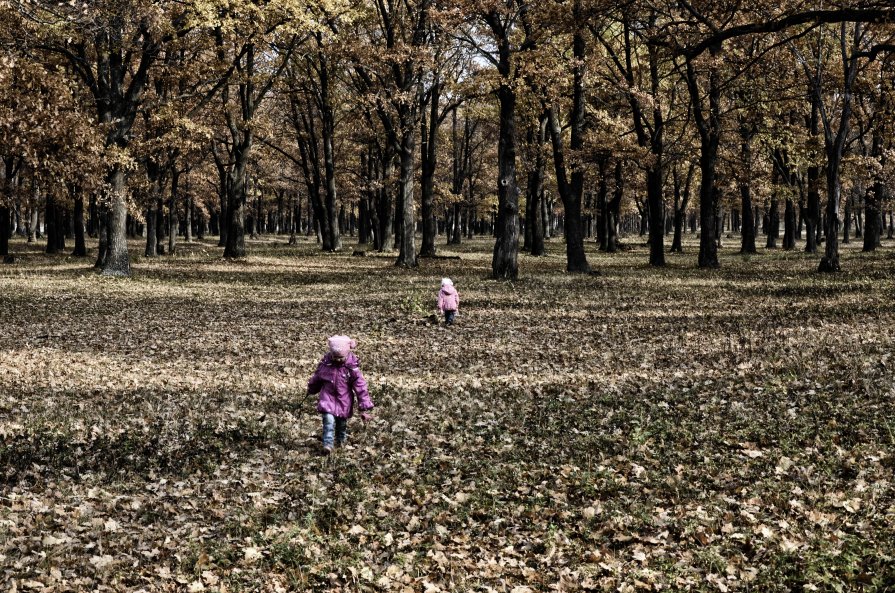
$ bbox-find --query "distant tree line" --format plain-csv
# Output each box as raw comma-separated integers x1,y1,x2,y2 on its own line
1,1,894,277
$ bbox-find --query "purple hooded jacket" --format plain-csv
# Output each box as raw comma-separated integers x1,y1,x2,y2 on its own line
437,284,460,312
308,352,373,418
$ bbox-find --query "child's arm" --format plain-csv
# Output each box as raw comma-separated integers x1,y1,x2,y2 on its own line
352,368,374,411
307,364,324,394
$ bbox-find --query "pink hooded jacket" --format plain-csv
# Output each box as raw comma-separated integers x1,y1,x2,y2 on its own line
437,280,460,312
308,351,373,418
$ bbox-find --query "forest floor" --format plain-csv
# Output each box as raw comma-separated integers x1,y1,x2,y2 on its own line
1,232,894,592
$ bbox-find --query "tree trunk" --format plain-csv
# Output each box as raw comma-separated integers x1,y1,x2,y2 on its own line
526,152,546,256
818,151,843,272
843,192,853,243
419,81,440,257
145,187,159,257
95,205,108,268
547,107,589,273
686,55,720,269
0,207,8,258
101,166,131,276
322,116,340,253
766,195,779,249
378,149,394,252
739,131,757,253
27,198,37,243
185,181,193,243
805,167,820,253
864,184,882,252
396,116,418,267
155,198,166,255
740,183,756,254
491,86,520,279
72,191,87,257
670,164,692,254
224,140,250,258
45,192,58,255
865,127,885,252
597,159,609,251
169,167,179,255
783,199,796,250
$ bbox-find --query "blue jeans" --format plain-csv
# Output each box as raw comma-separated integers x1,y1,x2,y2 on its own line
321,413,348,448
444,310,456,325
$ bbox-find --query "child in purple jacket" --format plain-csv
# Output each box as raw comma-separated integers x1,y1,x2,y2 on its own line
307,335,374,455
437,278,460,326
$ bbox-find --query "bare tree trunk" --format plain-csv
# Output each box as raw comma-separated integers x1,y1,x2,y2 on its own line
185,180,193,243
492,86,520,279
169,167,179,255
45,192,58,255
396,115,418,267
102,166,131,276
72,190,87,257
766,193,779,249
547,106,589,273
145,179,159,257
419,81,440,257
0,207,8,258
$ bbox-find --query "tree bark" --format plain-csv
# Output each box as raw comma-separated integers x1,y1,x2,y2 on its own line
0,207,8,258
185,178,193,243
101,166,131,276
739,128,757,253
607,162,623,252
419,80,440,257
492,85,520,279
686,53,721,268
864,184,881,251
145,176,160,257
597,159,609,252
783,199,796,250
550,22,591,273
396,113,418,268
671,163,693,253
547,107,590,273
865,126,885,252
224,151,248,258
766,194,779,249
378,148,394,252
72,190,87,257
320,66,341,253
169,167,179,255
45,192,58,255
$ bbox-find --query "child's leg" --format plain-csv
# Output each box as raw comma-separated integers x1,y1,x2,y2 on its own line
321,413,336,449
445,310,456,325
335,417,348,446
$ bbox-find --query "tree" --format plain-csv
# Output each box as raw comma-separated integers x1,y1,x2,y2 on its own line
592,8,673,267
212,11,301,259
541,0,592,273
12,1,196,275
352,0,433,267
449,0,538,278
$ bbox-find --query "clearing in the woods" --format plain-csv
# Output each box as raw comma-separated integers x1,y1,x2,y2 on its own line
1,236,894,592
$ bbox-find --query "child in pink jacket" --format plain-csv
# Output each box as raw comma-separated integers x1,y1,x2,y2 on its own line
307,335,374,455
437,278,460,326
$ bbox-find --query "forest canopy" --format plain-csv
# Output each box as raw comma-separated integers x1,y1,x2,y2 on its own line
1,1,894,277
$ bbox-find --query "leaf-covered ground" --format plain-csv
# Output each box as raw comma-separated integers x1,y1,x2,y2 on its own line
1,234,894,592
